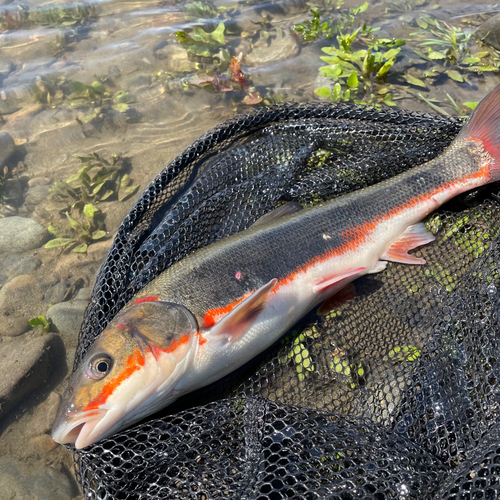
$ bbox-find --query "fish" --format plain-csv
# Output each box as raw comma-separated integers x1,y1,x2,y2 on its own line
52,84,500,449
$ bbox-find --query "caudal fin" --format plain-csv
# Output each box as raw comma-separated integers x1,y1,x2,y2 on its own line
457,84,500,181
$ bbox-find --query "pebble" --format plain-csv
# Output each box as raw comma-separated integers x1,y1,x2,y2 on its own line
0,216,49,253
29,434,59,454
477,13,500,50
47,299,89,347
0,333,62,419
43,277,84,305
0,458,75,500
0,254,41,280
27,176,51,188
0,131,15,168
24,184,51,211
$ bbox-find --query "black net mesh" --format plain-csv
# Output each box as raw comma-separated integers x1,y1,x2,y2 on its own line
72,101,500,499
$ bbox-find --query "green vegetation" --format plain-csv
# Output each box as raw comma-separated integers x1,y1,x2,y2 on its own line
315,28,404,106
45,203,106,253
388,345,421,363
176,22,229,65
28,315,51,332
45,153,139,253
291,3,368,43
279,329,317,381
48,152,138,212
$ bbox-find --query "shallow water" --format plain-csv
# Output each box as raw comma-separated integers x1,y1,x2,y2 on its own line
0,0,499,497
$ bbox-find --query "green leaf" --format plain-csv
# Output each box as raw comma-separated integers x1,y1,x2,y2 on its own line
118,185,139,202
332,82,341,99
120,174,130,188
92,182,106,195
114,91,130,103
100,189,115,201
376,60,394,78
383,48,401,61
445,69,464,82
210,22,225,44
463,101,478,111
383,93,396,106
91,81,106,94
45,238,73,248
72,243,88,253
428,50,446,60
70,81,88,94
315,86,332,98
404,74,427,87
416,18,428,29
462,56,481,65
47,223,59,235
65,211,80,230
112,102,129,113
83,203,99,219
346,71,358,88
29,315,51,332
91,230,107,240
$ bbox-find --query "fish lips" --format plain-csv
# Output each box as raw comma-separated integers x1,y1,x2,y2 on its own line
52,409,108,449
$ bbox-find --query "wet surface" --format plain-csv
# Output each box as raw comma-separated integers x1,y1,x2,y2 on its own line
0,0,499,497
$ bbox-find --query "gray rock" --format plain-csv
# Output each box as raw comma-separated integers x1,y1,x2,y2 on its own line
245,29,299,66
24,184,50,210
477,13,500,50
74,287,92,301
0,216,49,253
27,176,51,187
0,334,61,419
43,277,84,304
47,300,88,347
0,458,75,500
0,254,41,279
0,131,15,168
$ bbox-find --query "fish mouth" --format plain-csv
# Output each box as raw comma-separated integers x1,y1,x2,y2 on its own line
52,411,107,449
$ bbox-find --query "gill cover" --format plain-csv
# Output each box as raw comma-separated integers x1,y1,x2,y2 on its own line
52,301,199,449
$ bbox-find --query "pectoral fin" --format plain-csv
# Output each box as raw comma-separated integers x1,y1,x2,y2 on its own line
382,223,435,265
312,267,366,295
251,202,303,228
208,278,278,342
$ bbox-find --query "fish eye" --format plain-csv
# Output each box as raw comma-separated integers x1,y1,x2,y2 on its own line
86,354,113,380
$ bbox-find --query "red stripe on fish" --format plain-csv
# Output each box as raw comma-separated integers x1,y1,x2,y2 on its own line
150,334,191,359
133,296,160,305
83,348,146,411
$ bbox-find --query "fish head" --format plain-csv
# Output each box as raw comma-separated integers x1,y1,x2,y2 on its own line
52,300,199,449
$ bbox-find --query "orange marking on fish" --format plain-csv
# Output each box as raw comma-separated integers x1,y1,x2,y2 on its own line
198,333,207,346
203,296,247,328
83,348,146,411
132,296,160,305
117,323,128,330
150,334,191,358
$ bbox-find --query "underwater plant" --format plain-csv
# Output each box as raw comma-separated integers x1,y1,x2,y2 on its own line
315,26,405,106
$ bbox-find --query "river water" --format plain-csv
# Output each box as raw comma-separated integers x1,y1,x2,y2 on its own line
0,0,499,498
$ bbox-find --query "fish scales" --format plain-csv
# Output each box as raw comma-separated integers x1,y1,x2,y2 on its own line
52,84,500,449
137,140,486,317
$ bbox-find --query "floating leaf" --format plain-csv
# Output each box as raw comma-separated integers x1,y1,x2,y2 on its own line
315,86,332,98
45,238,73,248
404,74,427,87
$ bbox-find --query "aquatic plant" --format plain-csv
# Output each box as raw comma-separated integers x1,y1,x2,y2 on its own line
187,53,263,105
315,27,405,106
291,3,368,43
0,3,95,31
45,203,107,253
384,0,428,14
48,152,139,213
69,80,132,119
28,315,51,332
409,15,499,85
176,22,231,67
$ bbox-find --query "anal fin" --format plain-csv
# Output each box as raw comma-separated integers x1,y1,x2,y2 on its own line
312,267,366,295
209,278,277,342
382,223,435,265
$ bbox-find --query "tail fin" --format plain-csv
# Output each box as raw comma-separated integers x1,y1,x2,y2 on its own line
457,84,500,181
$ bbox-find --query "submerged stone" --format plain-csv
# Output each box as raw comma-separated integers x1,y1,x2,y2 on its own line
0,216,49,254
476,13,500,50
